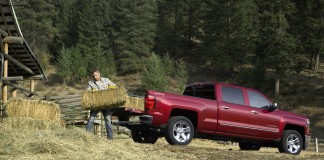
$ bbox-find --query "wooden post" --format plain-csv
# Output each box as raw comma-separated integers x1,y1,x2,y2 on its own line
316,138,319,152
11,88,17,98
30,80,35,92
2,42,8,102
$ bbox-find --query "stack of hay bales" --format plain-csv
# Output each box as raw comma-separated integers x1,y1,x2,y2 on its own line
124,96,144,110
4,98,62,130
82,87,127,110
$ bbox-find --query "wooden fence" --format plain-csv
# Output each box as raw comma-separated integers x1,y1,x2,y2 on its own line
44,94,118,137
309,138,324,152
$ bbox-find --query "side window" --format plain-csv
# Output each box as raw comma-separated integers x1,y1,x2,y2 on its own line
221,86,244,105
248,91,271,108
183,85,215,100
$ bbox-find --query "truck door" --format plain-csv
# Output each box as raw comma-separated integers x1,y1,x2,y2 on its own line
246,90,281,138
217,85,252,135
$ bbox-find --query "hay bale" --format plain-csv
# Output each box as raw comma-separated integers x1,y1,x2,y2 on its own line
82,87,127,110
5,98,60,121
3,116,61,130
124,96,144,110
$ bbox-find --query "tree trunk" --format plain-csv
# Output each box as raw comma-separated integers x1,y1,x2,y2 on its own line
275,72,280,97
309,51,315,69
313,53,320,76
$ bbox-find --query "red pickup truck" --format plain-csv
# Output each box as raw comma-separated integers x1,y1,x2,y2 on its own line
114,82,311,155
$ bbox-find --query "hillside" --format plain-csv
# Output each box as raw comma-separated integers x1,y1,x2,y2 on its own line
14,60,324,140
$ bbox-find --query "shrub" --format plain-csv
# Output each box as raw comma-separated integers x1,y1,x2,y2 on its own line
56,47,87,83
34,48,53,71
141,53,168,91
86,47,117,79
174,59,188,92
141,53,188,93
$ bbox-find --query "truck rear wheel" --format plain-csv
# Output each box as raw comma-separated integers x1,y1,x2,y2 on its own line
278,130,303,155
131,129,158,144
165,116,194,145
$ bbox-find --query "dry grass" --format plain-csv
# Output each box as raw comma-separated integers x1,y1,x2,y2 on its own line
82,87,127,110
5,98,60,121
3,117,61,130
124,96,144,110
0,120,323,160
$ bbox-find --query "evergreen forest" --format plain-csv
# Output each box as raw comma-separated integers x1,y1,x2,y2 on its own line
13,0,324,97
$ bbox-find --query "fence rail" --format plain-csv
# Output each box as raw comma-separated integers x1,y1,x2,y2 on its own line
44,94,126,137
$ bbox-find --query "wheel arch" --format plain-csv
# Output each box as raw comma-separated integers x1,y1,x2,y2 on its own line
283,124,306,149
170,108,198,133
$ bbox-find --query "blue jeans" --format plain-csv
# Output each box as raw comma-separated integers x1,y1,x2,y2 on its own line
86,109,113,139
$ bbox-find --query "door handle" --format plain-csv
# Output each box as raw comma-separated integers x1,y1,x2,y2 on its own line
222,106,230,109
251,110,258,114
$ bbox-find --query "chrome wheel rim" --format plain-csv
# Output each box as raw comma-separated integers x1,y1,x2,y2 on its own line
172,120,191,142
286,134,300,154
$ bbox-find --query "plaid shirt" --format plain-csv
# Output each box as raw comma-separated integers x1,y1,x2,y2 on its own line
87,77,116,91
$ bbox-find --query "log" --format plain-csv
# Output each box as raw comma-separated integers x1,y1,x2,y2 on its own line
49,94,82,100
2,76,23,81
27,75,44,80
0,28,8,37
3,80,37,96
57,97,83,104
1,53,35,75
3,36,24,44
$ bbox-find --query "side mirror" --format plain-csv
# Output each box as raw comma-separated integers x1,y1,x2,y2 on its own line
268,103,278,111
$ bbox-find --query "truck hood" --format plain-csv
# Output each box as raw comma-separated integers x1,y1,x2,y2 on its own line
279,110,307,120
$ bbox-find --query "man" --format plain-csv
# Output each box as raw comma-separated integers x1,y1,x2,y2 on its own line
86,68,116,139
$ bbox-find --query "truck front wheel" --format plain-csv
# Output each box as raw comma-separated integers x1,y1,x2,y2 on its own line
131,129,158,144
278,130,303,155
165,116,194,145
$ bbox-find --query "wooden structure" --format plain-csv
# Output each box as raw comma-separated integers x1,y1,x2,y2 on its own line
0,1,47,116
45,94,111,136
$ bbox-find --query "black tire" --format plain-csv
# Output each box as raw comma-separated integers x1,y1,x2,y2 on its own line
278,130,303,155
131,129,158,144
164,116,194,145
239,142,261,150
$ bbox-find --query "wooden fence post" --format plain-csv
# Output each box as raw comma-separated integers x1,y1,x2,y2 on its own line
30,80,35,92
316,138,319,152
2,42,8,103
11,88,17,98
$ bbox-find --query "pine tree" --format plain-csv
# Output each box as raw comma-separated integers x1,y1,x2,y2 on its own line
174,59,188,93
292,0,324,75
56,47,87,83
86,47,116,79
255,0,297,96
15,0,59,70
154,0,203,59
110,0,158,74
141,53,168,91
15,0,58,51
51,0,78,58
200,0,257,74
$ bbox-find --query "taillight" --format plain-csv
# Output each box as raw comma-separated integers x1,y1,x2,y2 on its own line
145,95,155,109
